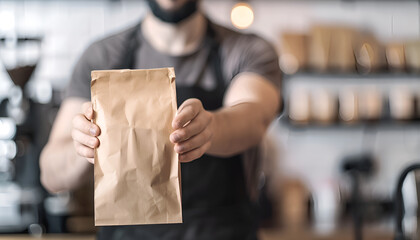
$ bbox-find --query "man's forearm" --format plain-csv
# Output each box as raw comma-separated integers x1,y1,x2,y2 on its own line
40,140,92,193
207,102,273,157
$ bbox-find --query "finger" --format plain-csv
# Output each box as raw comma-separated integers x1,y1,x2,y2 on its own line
173,99,202,130
174,129,212,154
73,114,101,136
82,102,93,120
170,112,211,143
74,141,95,158
179,141,211,163
71,129,99,149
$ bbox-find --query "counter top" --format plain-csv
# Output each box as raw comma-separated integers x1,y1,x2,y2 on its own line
0,229,394,240
260,229,393,240
0,236,94,240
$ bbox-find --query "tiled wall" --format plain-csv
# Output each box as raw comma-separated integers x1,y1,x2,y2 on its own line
0,1,149,91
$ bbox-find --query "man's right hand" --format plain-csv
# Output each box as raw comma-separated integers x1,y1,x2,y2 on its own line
71,102,100,164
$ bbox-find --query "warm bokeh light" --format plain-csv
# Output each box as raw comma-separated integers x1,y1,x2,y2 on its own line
230,3,254,30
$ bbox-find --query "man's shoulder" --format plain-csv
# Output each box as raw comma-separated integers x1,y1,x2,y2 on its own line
211,21,246,42
80,23,138,68
211,21,272,51
95,24,137,49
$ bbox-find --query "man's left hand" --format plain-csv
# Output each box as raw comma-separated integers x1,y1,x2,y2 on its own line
170,98,214,163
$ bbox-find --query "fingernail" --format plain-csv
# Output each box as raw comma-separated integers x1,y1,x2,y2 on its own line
89,128,96,135
171,134,180,142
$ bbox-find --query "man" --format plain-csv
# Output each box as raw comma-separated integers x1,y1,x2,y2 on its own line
40,0,281,239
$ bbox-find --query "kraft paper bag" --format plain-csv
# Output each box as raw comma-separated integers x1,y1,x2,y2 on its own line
91,68,182,226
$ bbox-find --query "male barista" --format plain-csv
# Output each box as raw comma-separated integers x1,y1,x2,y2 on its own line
40,0,281,239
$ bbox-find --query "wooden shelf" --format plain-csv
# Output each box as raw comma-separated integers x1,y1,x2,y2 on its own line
279,117,420,131
283,72,420,81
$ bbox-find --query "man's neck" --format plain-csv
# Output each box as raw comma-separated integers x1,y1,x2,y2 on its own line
142,11,206,56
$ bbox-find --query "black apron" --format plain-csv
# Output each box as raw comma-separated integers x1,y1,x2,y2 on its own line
97,20,258,240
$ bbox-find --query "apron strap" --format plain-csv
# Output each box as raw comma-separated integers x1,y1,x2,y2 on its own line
192,20,225,92
206,21,225,90
114,21,142,70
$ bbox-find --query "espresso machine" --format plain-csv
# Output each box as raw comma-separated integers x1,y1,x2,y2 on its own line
0,35,54,235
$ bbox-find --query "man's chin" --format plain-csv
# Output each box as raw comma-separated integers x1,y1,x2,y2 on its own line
147,0,198,24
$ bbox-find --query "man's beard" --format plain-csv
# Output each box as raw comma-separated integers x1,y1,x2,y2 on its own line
146,0,199,24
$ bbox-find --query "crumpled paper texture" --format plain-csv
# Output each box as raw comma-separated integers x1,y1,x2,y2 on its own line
91,68,182,226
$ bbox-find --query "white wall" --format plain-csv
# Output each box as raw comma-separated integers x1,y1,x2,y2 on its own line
0,1,149,90
204,1,420,46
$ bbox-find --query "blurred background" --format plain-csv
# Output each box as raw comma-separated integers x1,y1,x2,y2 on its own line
0,0,420,239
